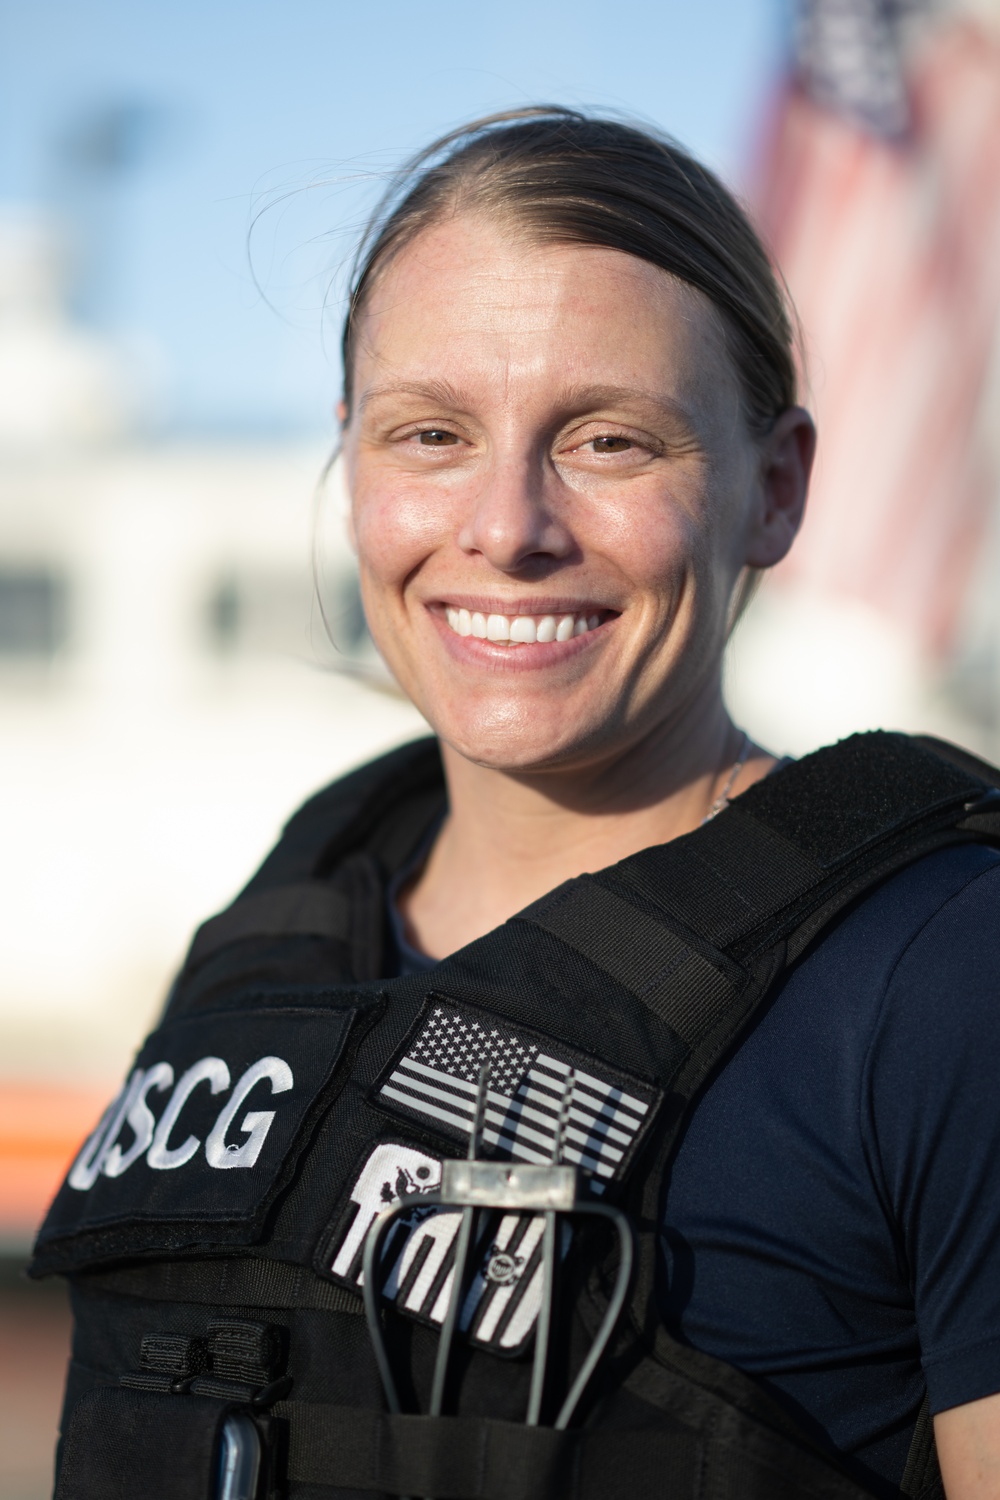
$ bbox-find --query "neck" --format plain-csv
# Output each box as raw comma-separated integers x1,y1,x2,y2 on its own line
400,689,775,960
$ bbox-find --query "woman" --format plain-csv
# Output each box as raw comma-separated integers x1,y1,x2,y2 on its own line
38,110,1000,1500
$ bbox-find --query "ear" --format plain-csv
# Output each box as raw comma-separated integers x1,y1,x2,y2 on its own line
743,406,816,569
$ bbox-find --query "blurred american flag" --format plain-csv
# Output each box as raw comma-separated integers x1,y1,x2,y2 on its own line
756,0,1000,652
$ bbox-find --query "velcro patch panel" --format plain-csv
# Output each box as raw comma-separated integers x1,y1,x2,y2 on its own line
38,1003,357,1247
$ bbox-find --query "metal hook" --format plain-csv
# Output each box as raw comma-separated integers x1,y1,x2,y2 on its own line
428,1061,491,1418
553,1201,633,1429
526,1067,575,1425
361,1055,635,1478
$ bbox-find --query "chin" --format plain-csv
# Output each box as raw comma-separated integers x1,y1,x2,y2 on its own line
434,704,613,775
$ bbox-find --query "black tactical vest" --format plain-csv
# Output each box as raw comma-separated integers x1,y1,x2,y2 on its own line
34,731,1000,1500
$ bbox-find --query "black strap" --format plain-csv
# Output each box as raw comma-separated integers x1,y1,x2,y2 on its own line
244,737,444,892
180,738,446,977
899,1395,944,1499
525,879,740,1044
913,734,1000,791
76,1255,363,1314
514,733,997,1199
183,882,351,971
277,1401,871,1500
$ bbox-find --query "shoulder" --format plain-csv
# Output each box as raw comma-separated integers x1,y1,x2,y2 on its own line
870,842,1000,1002
685,843,1000,1141
830,841,1000,980
780,842,1000,1066
816,841,1000,1054
859,842,1000,1139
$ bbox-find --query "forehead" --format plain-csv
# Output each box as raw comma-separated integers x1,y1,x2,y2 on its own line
351,214,737,412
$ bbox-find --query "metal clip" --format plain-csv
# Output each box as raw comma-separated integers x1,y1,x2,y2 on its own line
361,1059,635,1478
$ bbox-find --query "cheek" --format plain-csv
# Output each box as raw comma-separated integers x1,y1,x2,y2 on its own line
351,475,450,584
591,492,701,604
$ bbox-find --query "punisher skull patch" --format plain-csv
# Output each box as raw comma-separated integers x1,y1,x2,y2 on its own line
327,1139,570,1356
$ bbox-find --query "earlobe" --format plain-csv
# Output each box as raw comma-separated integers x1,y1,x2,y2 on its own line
743,405,816,570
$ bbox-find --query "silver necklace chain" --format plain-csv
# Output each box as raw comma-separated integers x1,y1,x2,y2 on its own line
702,731,752,825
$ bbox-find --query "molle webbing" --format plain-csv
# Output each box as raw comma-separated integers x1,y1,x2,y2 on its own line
274,1402,869,1500
76,1255,364,1314
185,885,352,972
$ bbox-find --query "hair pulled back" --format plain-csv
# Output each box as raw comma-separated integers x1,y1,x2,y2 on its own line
341,106,797,437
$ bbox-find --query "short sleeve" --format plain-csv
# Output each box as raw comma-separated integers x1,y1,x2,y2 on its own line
862,859,1000,1414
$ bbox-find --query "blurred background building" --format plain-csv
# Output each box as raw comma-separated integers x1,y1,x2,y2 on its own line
1,1,999,1495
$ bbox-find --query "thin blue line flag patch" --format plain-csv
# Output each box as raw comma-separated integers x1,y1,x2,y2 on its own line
371,995,659,1182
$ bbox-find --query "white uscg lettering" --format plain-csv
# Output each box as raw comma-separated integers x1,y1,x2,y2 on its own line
104,1063,175,1177
68,1085,132,1192
205,1056,293,1169
65,1053,296,1188
148,1057,231,1170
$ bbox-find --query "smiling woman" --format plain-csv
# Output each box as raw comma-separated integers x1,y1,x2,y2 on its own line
36,108,1000,1500
339,115,815,957
346,223,803,948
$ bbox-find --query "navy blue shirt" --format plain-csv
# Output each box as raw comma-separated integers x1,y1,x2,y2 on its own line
662,844,1000,1495
389,842,1000,1495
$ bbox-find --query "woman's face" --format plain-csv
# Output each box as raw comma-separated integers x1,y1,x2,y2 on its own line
343,214,799,773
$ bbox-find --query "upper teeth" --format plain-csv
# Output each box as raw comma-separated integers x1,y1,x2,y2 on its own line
445,609,601,643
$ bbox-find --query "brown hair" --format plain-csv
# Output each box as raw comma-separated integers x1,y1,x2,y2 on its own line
340,105,798,437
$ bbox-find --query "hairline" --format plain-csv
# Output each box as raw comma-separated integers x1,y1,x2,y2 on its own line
343,202,754,433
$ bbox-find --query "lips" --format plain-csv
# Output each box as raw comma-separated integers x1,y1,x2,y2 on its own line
444,608,604,645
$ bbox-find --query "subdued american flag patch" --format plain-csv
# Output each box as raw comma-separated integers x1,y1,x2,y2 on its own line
371,996,659,1182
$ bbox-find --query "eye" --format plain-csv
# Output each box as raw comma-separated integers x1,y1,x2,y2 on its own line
418,429,459,446
590,435,632,453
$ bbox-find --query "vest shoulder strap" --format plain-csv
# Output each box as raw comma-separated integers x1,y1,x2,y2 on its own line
179,729,1000,1015
243,735,443,893
173,737,443,983
517,730,1000,1163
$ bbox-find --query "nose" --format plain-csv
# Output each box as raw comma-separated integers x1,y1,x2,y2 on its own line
457,454,575,572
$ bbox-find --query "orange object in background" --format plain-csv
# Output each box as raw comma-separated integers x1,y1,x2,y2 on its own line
0,1084,114,1499
0,1083,110,1245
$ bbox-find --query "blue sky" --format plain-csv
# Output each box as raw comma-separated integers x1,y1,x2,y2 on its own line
0,0,789,436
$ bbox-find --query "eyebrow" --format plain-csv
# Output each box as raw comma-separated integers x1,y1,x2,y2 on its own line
551,385,697,427
357,380,697,428
357,379,467,414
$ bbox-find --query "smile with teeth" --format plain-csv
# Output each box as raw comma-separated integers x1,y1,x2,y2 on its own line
444,607,604,644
